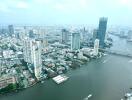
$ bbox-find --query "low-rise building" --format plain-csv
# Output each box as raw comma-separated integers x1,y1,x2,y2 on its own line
0,76,17,89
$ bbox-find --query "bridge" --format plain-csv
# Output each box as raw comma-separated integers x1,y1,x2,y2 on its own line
101,49,132,58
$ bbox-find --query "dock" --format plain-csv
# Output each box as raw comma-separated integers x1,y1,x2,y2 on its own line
52,75,69,84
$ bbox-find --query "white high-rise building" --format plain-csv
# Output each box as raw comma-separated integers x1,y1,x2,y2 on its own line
33,40,42,79
23,38,33,63
71,32,80,50
23,39,42,80
93,39,100,56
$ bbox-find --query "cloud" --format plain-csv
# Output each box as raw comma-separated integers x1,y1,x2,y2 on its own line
16,1,29,9
0,3,10,12
0,0,29,13
118,0,132,8
54,0,92,12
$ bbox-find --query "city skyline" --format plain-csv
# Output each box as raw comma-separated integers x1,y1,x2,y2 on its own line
0,0,132,26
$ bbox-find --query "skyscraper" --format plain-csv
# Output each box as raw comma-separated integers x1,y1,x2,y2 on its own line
96,17,108,48
33,40,42,80
8,25,14,36
23,38,34,64
23,39,42,80
71,32,80,50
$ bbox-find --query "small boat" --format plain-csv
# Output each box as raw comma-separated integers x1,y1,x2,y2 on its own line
130,87,132,89
103,53,108,56
83,94,92,100
128,60,132,63
41,81,44,83
103,60,108,63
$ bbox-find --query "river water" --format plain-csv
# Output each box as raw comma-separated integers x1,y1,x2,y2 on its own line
1,35,132,100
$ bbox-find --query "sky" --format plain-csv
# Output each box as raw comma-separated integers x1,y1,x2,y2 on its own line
0,0,132,26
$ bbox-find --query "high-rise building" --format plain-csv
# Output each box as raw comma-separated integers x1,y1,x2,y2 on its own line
96,17,108,48
93,39,100,56
33,40,42,79
71,32,80,50
23,39,42,80
23,38,33,63
62,29,69,44
8,25,14,36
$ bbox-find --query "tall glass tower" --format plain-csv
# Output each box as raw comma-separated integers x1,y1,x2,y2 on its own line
97,17,108,48
71,32,80,50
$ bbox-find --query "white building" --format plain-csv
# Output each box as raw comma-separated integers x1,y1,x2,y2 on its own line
23,38,35,63
93,39,100,56
32,40,42,80
23,39,42,80
71,32,80,51
3,50,14,59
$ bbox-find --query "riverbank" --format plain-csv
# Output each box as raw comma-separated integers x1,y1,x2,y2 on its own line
1,54,132,100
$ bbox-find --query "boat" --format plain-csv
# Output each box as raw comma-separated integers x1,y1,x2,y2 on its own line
103,53,108,56
83,94,92,100
128,60,132,63
130,87,132,89
41,81,44,83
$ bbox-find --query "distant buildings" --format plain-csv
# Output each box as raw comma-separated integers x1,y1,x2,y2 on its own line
127,30,132,39
96,17,108,48
71,32,80,50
